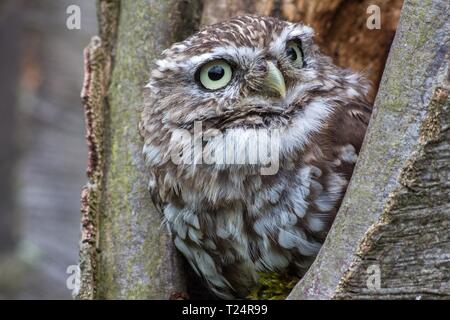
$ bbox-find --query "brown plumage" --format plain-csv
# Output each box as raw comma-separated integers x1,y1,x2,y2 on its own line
140,15,371,299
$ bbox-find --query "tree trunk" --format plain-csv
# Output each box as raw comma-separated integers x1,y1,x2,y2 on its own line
78,0,449,299
76,0,202,299
288,0,450,299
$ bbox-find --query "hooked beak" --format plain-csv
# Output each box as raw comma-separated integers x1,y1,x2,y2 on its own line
263,61,286,99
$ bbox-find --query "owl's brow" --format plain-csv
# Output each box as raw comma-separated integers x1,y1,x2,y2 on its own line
268,25,313,53
185,27,313,68
186,46,264,67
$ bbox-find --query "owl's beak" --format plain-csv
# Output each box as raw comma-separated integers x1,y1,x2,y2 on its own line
264,61,286,99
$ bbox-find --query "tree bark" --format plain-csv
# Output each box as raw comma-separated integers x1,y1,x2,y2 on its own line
77,0,202,299
288,0,450,299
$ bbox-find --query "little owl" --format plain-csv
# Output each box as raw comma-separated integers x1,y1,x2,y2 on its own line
140,15,372,299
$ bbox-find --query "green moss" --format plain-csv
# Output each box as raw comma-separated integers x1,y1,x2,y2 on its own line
247,272,299,300
95,0,202,299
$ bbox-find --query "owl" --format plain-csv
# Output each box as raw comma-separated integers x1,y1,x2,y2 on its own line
140,15,371,299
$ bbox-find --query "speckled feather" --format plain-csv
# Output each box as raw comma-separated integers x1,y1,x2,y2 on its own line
140,15,371,299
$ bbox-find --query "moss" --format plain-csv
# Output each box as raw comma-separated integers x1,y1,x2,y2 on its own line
93,0,202,299
376,0,437,115
247,272,299,300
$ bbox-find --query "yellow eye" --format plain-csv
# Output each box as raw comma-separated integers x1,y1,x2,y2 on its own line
286,40,304,65
199,60,232,90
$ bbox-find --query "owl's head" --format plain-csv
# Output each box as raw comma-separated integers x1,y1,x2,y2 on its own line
141,15,369,174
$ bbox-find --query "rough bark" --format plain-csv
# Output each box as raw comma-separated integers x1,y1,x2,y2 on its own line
201,0,403,100
77,0,203,299
288,0,450,299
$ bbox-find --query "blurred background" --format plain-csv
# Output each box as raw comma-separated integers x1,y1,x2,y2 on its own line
0,0,96,299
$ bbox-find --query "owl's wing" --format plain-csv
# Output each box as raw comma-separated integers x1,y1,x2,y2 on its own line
348,102,372,127
326,101,372,181
148,173,166,215
336,102,372,152
150,189,164,215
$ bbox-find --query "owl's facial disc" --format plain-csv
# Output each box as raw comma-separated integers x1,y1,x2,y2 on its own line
147,16,326,130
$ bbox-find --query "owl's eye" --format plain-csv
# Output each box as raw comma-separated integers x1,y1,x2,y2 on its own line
285,40,304,66
198,60,232,90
